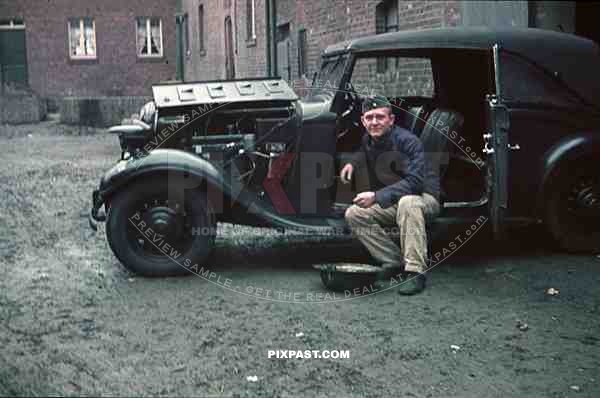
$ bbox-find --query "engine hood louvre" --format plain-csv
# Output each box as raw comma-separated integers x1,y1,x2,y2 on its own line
152,78,299,109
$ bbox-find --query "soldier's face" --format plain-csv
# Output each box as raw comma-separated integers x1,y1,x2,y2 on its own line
361,107,395,139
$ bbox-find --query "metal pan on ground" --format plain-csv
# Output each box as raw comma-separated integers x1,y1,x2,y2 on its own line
314,263,381,292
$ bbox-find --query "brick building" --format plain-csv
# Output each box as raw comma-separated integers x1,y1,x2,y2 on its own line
182,0,599,84
0,0,177,101
2,0,597,106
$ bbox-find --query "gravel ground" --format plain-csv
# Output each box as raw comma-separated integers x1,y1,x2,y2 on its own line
1,121,599,397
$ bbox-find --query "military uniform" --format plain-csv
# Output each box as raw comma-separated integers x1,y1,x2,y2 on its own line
344,101,440,275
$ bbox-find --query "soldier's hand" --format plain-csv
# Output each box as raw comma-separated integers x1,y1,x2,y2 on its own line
340,164,354,184
353,191,376,208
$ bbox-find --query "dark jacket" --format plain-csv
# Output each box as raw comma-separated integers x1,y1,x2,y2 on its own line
349,125,439,208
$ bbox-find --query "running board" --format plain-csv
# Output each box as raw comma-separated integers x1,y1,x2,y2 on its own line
334,197,489,211
443,197,488,208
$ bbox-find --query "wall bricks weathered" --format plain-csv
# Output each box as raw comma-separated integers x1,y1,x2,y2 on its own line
0,0,177,99
183,0,462,87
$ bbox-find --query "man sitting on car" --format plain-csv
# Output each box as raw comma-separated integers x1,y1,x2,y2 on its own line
341,95,440,295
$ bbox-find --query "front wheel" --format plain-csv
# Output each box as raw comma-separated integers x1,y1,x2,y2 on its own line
106,177,216,276
545,162,600,253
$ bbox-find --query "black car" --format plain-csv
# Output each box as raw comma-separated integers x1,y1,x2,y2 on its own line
90,27,600,276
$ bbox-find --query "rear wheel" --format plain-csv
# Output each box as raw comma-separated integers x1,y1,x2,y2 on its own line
106,177,216,276
545,162,600,253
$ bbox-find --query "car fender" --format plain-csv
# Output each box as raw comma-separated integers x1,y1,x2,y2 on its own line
90,149,230,228
98,148,229,198
537,132,600,213
92,148,335,233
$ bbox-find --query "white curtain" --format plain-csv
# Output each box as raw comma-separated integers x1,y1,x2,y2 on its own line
150,19,161,55
84,19,95,55
70,20,81,55
137,18,147,55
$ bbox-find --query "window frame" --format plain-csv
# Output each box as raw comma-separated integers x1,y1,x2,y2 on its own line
498,49,588,109
0,19,26,30
184,13,190,57
67,17,97,60
349,53,436,99
246,0,256,45
136,17,164,58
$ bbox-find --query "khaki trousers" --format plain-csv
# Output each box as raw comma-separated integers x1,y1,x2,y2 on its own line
345,193,440,273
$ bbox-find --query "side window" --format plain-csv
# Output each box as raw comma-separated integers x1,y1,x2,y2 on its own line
350,56,435,99
500,51,582,107
68,18,96,59
136,17,163,58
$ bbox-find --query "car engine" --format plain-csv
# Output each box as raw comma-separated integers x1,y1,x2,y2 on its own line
118,78,300,193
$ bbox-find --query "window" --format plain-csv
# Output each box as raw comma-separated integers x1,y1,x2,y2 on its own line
184,13,190,57
198,5,205,53
246,0,256,42
500,51,582,108
224,16,235,79
136,17,163,57
68,18,96,59
0,19,25,30
297,28,308,77
306,55,348,101
375,0,399,73
351,56,435,99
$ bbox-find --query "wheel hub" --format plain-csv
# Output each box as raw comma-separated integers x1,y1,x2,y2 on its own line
568,180,600,218
575,186,600,209
142,203,185,240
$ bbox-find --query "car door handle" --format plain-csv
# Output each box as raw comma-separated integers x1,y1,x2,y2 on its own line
508,144,520,151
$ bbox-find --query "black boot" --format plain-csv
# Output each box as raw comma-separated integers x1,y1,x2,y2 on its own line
397,272,427,295
375,264,403,289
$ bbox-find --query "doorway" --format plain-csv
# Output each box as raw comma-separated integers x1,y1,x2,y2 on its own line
0,19,28,89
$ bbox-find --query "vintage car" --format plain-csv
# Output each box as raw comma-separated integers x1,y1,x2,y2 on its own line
90,27,600,276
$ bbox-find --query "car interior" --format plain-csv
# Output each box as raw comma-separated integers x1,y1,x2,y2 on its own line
331,49,494,216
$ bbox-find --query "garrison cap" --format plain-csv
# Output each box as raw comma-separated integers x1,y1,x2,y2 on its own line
361,94,392,114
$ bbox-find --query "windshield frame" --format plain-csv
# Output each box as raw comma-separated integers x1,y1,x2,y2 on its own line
304,54,350,103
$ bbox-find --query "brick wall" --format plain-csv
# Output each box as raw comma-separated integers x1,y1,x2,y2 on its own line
183,0,268,81
0,86,47,124
0,0,177,98
234,0,268,78
184,0,225,81
182,0,463,91
305,1,460,98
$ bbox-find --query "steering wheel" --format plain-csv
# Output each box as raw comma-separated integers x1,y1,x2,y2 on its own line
336,82,361,137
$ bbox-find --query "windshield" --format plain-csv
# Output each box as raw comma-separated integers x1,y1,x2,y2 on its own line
304,55,348,102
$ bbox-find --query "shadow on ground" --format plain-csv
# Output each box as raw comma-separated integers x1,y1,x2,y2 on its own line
209,223,564,272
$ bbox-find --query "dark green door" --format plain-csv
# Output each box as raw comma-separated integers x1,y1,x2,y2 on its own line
0,29,28,87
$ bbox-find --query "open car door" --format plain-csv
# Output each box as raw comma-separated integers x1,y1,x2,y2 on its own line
483,44,509,240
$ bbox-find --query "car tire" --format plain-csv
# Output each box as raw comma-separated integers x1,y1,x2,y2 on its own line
545,161,600,253
106,177,216,276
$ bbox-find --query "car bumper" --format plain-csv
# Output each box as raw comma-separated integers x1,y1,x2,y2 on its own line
89,189,106,231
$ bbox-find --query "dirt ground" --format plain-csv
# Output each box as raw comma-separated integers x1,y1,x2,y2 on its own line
1,121,599,397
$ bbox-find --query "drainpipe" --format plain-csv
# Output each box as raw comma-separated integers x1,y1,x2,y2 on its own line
266,0,271,76
175,0,185,81
266,0,277,77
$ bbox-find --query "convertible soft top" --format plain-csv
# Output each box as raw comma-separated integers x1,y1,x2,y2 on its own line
324,27,600,108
